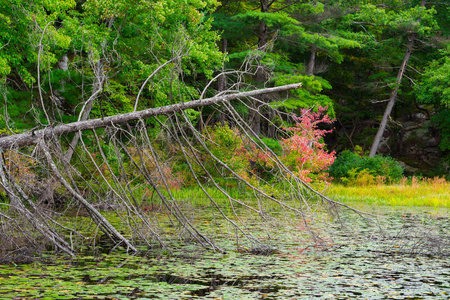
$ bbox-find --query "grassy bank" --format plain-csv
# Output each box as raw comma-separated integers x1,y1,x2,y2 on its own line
152,177,450,209
327,177,450,208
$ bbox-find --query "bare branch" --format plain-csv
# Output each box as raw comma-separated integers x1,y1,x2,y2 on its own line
0,83,302,150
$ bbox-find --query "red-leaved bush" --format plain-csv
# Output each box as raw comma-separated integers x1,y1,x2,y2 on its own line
280,107,336,183
197,107,335,188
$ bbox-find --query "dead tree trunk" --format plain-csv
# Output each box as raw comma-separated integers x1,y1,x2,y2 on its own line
369,0,425,157
0,84,302,150
0,153,75,256
0,77,373,257
40,141,138,253
369,35,416,157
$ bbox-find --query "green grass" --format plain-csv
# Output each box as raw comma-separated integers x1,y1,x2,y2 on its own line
140,186,269,216
165,186,250,206
126,184,254,208
128,176,450,211
327,177,450,208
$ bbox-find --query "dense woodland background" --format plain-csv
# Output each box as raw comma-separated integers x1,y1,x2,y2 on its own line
0,0,449,177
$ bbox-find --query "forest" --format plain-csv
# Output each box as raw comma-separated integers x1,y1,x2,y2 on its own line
0,0,449,299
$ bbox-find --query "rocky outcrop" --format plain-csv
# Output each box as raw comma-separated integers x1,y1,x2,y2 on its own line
395,115,444,176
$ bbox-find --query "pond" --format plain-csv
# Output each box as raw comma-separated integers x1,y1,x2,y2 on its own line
0,206,448,299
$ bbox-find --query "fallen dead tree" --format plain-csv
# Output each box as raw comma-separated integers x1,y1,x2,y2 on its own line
0,81,368,259
0,84,301,151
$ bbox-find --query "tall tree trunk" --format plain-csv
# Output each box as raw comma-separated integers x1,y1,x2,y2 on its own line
369,34,416,157
369,0,425,157
307,45,317,76
249,98,262,136
250,0,269,136
256,0,269,82
255,20,268,82
267,109,276,138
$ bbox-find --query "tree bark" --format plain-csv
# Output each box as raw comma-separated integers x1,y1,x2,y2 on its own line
369,0,425,157
255,18,268,82
0,83,302,150
256,0,269,77
307,45,317,76
250,0,270,136
369,34,416,157
267,109,276,138
249,98,262,136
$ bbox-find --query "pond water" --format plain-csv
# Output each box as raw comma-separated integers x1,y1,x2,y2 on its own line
0,206,449,299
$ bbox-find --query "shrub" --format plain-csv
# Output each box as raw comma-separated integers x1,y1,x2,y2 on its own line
279,107,336,184
126,147,182,190
0,150,38,201
192,124,252,187
183,108,337,189
329,150,404,185
340,168,386,186
204,124,243,161
237,137,276,182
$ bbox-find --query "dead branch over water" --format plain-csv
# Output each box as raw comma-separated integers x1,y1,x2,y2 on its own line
0,81,370,260
0,84,301,151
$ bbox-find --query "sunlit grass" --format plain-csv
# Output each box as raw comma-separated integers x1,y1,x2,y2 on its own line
327,177,450,208
135,177,449,210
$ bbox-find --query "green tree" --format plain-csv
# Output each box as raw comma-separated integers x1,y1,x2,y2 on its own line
415,45,450,150
0,0,75,129
319,0,443,155
366,0,438,156
1,0,225,136
213,0,363,137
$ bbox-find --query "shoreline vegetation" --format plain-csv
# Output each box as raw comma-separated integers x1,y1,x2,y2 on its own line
158,176,450,209
327,176,450,208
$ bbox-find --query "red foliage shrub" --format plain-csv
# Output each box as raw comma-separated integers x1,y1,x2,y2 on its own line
280,106,336,183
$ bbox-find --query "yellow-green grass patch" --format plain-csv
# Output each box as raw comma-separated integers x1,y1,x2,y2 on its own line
327,178,450,208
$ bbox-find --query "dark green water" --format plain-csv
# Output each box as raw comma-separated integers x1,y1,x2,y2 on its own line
0,206,449,299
